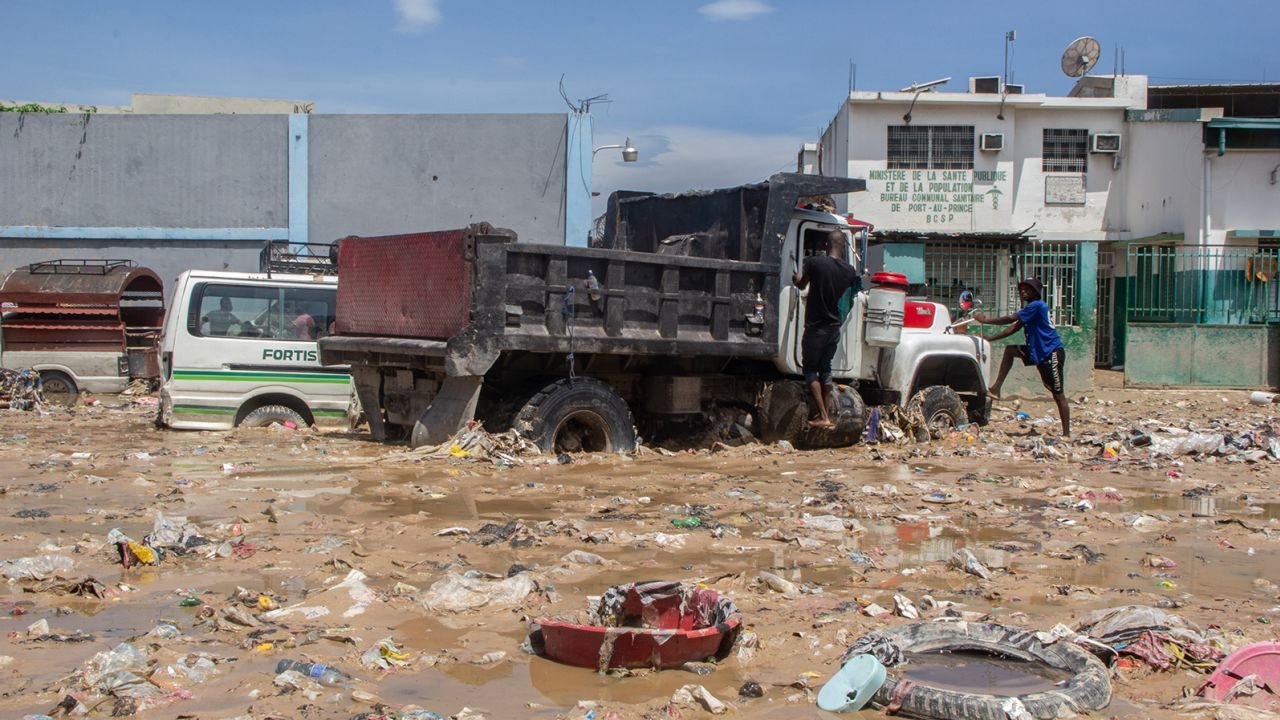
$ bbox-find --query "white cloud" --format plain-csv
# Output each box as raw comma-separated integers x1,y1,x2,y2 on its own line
592,125,807,216
394,0,442,33
698,0,773,21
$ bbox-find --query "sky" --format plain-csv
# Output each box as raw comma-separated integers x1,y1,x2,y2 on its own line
5,0,1278,214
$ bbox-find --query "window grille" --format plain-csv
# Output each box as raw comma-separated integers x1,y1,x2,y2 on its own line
888,125,974,170
1042,128,1088,173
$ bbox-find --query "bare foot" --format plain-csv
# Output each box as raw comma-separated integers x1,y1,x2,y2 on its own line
808,419,836,430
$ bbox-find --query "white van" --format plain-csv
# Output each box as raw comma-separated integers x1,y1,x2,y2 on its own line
157,267,349,430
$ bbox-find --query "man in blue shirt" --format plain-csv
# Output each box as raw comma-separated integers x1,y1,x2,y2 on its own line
975,278,1069,438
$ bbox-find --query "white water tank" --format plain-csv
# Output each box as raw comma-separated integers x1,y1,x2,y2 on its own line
865,271,908,348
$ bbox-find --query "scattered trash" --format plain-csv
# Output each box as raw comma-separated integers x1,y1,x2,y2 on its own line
948,548,992,580
1073,605,1227,671
421,571,537,613
670,684,728,714
0,554,75,581
275,658,354,687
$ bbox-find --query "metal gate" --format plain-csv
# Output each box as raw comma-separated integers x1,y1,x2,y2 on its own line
1095,250,1115,366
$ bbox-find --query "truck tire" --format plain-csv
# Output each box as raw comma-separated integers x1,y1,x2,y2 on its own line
514,377,636,454
849,621,1111,719
240,404,307,429
915,385,968,433
38,370,78,406
760,381,866,448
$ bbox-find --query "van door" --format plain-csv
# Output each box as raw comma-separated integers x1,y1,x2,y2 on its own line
789,224,858,378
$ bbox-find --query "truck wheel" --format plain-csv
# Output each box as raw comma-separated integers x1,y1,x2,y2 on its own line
240,404,307,429
915,385,968,433
38,370,78,406
514,378,636,454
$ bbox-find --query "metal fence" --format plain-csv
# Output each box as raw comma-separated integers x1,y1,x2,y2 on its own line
923,241,1080,326
1125,244,1280,324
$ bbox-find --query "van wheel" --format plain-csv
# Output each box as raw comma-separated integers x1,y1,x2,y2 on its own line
514,378,636,454
240,404,307,429
38,371,78,406
915,385,968,434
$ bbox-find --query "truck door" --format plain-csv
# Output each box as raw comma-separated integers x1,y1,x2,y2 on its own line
788,223,858,378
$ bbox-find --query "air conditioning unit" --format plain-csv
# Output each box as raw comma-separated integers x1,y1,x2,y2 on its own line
1005,84,1025,94
1091,133,1122,153
970,76,1001,94
980,133,1005,151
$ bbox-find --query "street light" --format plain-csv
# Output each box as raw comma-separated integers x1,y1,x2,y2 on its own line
593,137,638,163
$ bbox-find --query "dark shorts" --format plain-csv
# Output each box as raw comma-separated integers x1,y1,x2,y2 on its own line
802,324,841,384
1013,345,1065,394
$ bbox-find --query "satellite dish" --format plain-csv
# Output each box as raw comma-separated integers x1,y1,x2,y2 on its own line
1061,36,1100,77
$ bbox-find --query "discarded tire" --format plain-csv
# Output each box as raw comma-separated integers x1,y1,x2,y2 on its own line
850,621,1111,720
240,404,307,428
513,377,636,454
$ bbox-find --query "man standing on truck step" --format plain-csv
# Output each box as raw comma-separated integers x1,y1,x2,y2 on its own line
792,230,860,430
975,277,1070,438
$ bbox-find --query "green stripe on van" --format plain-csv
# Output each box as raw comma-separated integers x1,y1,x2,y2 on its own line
313,409,348,418
173,370,349,384
172,404,239,415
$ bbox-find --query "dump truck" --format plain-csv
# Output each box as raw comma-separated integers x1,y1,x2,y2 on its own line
318,173,991,452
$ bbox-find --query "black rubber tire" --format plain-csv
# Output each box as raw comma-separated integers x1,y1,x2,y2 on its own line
38,370,77,405
916,385,969,433
513,377,636,454
966,394,992,426
853,621,1111,719
240,404,307,429
796,384,867,448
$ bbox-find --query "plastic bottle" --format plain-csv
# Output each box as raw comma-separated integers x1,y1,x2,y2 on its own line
274,659,353,686
753,294,765,320
585,270,602,303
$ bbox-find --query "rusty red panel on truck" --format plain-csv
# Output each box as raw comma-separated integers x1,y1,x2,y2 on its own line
335,230,473,339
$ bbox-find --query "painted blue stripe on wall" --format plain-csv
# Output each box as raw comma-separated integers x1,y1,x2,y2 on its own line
288,114,309,249
0,227,289,241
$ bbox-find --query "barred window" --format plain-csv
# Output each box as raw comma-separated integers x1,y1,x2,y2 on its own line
887,125,974,170
1042,129,1088,173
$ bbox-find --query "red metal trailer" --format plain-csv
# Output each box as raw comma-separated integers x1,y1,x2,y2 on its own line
0,259,165,399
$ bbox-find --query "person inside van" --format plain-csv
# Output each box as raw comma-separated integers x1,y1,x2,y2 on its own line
203,297,241,336
289,303,316,340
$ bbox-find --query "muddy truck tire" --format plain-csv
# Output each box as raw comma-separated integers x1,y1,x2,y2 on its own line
760,380,866,448
240,404,308,429
854,621,1112,719
513,377,636,454
916,385,968,433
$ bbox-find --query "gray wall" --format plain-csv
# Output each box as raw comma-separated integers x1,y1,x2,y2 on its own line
308,114,567,243
0,114,287,227
0,112,571,305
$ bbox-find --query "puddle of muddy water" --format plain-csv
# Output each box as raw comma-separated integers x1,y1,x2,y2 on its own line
898,650,1072,695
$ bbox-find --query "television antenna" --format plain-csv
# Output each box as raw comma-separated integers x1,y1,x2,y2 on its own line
1061,36,1100,78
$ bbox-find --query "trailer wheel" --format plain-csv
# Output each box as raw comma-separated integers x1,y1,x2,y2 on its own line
240,404,307,429
38,371,78,406
915,385,969,433
514,378,636,454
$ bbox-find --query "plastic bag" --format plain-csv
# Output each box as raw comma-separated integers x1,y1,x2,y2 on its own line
0,554,75,580
421,571,536,613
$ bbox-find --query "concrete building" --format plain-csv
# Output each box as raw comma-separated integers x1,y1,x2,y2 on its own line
813,75,1280,392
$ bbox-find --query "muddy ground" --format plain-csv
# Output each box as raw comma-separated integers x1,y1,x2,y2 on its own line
1,375,1278,719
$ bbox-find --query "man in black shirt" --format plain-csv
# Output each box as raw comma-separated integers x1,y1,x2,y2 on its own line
792,231,860,429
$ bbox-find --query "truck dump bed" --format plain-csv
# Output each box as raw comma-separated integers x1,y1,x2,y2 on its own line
321,173,865,373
